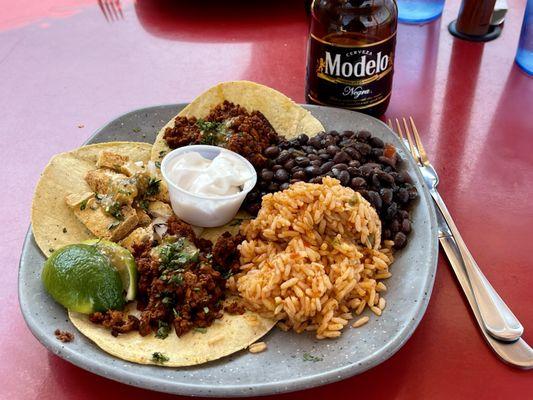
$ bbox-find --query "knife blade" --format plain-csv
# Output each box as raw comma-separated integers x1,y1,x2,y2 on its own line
434,203,533,369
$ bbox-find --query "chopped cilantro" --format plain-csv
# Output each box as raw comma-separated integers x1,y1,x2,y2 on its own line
105,201,123,220
79,199,88,210
193,327,207,334
173,308,180,318
152,352,169,363
169,273,183,285
155,161,161,169
132,127,141,133
49,248,55,253
147,177,161,196
193,287,201,292
203,307,209,314
139,199,149,211
155,321,170,339
159,238,199,271
303,353,323,362
161,296,172,305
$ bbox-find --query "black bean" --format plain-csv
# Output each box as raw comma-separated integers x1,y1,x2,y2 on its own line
360,164,376,177
347,166,359,177
370,173,380,187
319,153,331,161
358,189,369,199
267,182,279,192
354,142,372,156
272,164,283,172
350,177,366,189
303,146,316,154
332,151,350,164
310,160,322,167
338,170,350,186
344,147,361,160
377,170,395,185
394,232,407,248
264,146,280,158
348,159,361,168
297,134,309,144
295,156,310,167
284,159,296,170
367,190,382,209
342,130,355,138
310,177,322,183
401,219,411,233
274,169,289,183
330,130,340,137
408,186,418,200
308,154,320,161
399,210,410,219
260,169,274,182
399,170,413,184
278,140,290,150
276,150,290,164
292,170,306,180
332,163,348,170
357,130,372,141
309,136,322,149
319,161,334,175
383,229,391,240
380,188,393,204
386,203,398,220
370,136,384,148
326,145,340,155
371,148,384,158
280,182,290,190
258,179,269,189
397,187,409,203
390,219,400,233
379,155,396,168
305,165,321,177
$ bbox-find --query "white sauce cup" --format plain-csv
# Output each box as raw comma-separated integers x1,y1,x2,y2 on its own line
160,145,257,227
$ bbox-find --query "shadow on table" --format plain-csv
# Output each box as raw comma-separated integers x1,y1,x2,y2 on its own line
134,0,307,42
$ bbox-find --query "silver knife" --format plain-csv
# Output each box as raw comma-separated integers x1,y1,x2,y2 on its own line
436,204,533,369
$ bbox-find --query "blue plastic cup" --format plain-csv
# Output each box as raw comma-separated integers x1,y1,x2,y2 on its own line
516,0,533,75
397,0,446,24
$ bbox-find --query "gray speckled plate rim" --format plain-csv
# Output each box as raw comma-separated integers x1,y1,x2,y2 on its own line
19,103,438,397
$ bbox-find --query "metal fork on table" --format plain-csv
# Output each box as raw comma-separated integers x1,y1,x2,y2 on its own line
389,117,533,369
98,0,124,22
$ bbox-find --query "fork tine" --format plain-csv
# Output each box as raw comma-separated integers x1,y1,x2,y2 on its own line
402,117,421,164
98,0,110,22
115,0,124,19
394,118,405,141
409,117,430,165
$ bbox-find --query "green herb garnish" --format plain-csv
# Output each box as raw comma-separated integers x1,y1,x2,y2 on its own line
152,352,169,363
203,307,209,314
229,218,243,227
193,327,207,334
159,238,199,271
139,199,149,211
155,161,161,169
155,321,171,339
79,199,88,210
147,177,161,196
303,353,323,362
105,201,123,220
132,127,141,133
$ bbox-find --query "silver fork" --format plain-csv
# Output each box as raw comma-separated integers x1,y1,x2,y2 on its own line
98,0,124,22
389,117,523,342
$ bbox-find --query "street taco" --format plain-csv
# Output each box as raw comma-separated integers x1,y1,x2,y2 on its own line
33,142,275,367
151,80,324,163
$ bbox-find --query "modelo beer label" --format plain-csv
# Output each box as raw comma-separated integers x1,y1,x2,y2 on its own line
306,33,396,110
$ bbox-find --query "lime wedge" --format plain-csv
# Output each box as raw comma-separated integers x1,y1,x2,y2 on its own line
83,239,137,301
42,244,125,313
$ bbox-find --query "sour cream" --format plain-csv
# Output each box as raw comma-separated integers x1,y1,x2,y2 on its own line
167,151,253,197
160,146,257,228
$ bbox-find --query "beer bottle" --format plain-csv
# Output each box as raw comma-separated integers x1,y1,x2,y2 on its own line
305,0,398,117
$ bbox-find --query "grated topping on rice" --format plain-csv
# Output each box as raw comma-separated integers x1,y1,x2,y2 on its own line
234,177,394,339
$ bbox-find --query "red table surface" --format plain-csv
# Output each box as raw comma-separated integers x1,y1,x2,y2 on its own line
1,0,532,399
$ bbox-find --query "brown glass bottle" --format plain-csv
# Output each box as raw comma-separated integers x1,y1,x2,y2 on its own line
305,0,398,117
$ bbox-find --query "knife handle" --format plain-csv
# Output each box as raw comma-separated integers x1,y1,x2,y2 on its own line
431,189,523,341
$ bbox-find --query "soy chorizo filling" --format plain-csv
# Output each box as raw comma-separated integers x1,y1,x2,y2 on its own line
89,216,242,338
163,101,279,168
